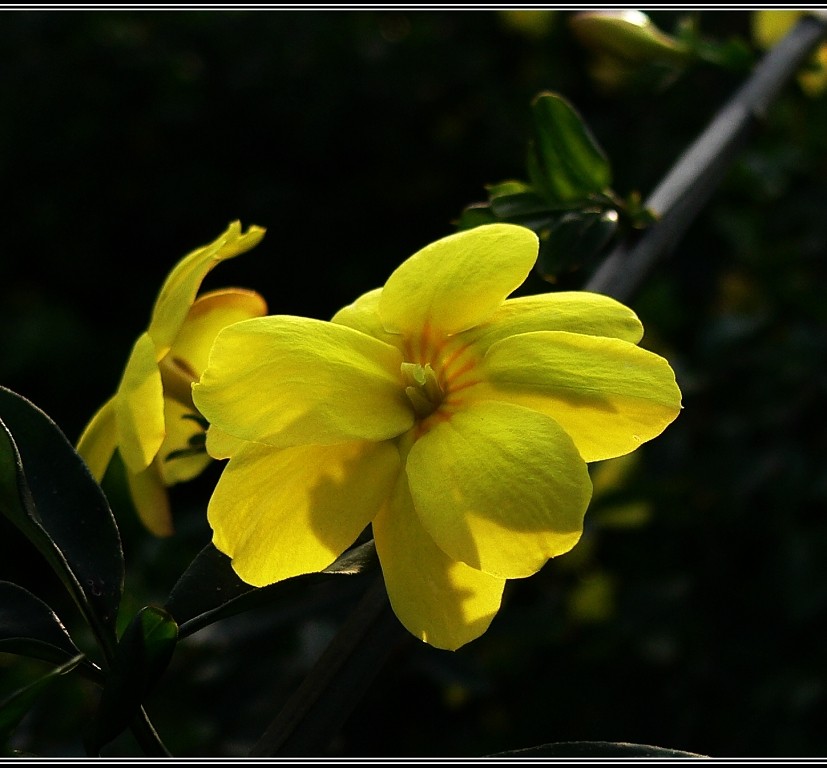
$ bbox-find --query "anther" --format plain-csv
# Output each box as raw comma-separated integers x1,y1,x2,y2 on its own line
401,362,443,418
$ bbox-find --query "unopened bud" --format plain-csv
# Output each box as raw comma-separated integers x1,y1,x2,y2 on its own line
570,10,689,64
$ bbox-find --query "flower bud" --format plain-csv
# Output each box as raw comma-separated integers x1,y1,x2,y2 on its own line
570,10,689,64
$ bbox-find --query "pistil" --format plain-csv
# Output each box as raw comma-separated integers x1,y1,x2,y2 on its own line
401,362,444,418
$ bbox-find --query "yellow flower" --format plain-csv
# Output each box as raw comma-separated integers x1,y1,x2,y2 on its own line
77,221,267,537
193,224,681,650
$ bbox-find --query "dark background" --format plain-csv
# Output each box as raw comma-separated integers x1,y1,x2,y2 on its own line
2,10,827,757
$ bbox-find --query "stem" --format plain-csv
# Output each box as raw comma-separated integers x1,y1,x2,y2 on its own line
585,13,827,303
128,706,172,757
249,575,407,757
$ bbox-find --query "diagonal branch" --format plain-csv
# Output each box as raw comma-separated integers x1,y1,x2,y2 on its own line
586,13,827,303
249,575,407,756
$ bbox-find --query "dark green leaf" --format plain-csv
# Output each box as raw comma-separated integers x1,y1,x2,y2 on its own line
91,606,178,752
536,208,619,280
0,387,123,659
0,581,101,683
675,14,754,72
455,203,497,230
692,36,755,71
166,539,379,639
493,740,707,757
489,191,559,219
527,91,612,204
0,653,85,753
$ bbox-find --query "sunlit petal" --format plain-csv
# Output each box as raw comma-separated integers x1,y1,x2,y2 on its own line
170,288,268,378
407,401,591,579
126,461,173,537
209,440,401,586
148,221,265,355
378,224,539,337
76,397,117,481
115,332,165,473
194,316,414,447
373,472,505,651
482,330,682,462
332,287,400,347
204,424,250,460
463,290,644,353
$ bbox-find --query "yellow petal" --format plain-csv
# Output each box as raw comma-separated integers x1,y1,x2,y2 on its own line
331,287,399,347
193,316,414,448
373,472,505,651
482,330,682,462
157,398,211,486
204,424,249,460
463,291,644,351
148,221,265,356
208,440,401,586
126,461,173,537
169,288,268,379
77,397,117,481
407,401,591,579
115,332,166,473
378,224,539,337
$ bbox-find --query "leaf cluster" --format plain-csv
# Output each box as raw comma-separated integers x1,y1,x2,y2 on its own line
457,92,654,283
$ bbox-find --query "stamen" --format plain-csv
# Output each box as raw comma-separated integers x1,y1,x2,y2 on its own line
401,361,443,418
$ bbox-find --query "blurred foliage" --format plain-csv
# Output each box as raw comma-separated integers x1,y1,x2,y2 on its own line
752,10,827,96
570,10,753,94
2,8,827,758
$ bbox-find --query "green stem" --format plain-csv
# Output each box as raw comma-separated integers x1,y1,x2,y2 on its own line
586,13,827,303
128,706,171,757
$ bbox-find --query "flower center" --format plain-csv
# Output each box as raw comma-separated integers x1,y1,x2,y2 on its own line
398,326,483,434
401,362,444,418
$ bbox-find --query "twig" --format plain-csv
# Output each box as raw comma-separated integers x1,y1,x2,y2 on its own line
586,14,827,303
128,706,171,758
249,575,407,756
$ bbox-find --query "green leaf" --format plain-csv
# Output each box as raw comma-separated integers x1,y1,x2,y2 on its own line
485,179,533,197
0,581,101,682
0,386,124,660
489,191,560,219
166,539,379,639
675,13,754,72
493,741,707,757
527,91,612,205
455,203,497,230
91,606,178,752
536,208,619,281
692,36,755,71
0,653,85,754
